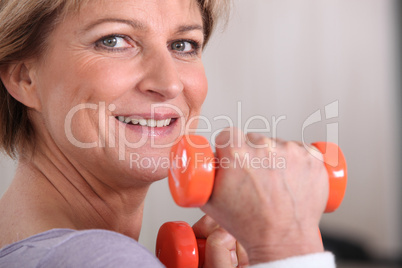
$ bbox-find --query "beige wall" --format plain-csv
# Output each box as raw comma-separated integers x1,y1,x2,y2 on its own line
0,0,400,260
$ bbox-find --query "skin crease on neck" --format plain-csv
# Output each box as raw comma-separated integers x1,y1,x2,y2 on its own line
0,0,207,248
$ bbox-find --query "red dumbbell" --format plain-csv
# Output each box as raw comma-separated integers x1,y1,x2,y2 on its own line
156,221,206,268
156,135,347,268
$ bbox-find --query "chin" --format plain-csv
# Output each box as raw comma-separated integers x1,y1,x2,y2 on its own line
134,166,170,183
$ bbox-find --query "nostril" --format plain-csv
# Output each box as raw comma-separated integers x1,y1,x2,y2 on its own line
136,54,184,99
143,84,183,100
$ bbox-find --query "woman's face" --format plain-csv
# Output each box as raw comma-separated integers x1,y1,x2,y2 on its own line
30,0,207,186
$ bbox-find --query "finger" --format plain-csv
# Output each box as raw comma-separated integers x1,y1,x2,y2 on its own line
209,129,247,181
192,215,220,239
204,228,238,268
236,241,249,267
285,140,325,162
307,144,324,162
214,127,243,148
245,133,286,150
215,128,247,156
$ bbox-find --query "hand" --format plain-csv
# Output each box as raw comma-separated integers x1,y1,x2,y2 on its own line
192,215,249,267
201,128,329,264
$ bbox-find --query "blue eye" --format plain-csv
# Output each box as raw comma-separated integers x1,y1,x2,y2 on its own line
96,35,131,50
102,37,118,47
171,40,200,54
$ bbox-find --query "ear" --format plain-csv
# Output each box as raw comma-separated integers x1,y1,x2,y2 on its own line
0,62,41,111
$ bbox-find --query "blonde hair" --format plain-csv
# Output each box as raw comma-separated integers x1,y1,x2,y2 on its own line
0,0,230,158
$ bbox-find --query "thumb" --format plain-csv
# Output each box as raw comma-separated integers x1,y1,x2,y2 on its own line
204,228,238,268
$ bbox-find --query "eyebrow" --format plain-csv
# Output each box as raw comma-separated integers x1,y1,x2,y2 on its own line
82,18,147,32
176,24,204,34
82,17,203,35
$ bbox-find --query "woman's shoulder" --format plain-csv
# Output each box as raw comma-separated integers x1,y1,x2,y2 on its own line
0,228,164,267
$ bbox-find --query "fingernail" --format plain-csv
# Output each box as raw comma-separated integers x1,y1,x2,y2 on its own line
231,250,238,267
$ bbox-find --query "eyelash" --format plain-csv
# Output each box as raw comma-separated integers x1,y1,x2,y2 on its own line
94,34,202,57
170,39,202,57
94,34,132,52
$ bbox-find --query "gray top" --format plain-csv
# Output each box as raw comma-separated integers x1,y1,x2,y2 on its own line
0,228,164,267
0,228,336,268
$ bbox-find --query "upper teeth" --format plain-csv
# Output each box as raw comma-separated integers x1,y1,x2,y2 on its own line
117,116,172,127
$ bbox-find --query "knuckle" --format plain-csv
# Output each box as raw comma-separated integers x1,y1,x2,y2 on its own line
215,127,244,148
284,140,302,152
215,128,232,146
246,132,265,145
246,133,272,148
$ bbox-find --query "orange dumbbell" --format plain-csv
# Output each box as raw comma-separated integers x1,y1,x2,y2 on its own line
156,221,206,268
156,135,347,268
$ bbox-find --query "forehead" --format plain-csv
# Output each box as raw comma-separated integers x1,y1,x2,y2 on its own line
68,0,203,31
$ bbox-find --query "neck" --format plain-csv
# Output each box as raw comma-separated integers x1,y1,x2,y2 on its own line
0,143,151,245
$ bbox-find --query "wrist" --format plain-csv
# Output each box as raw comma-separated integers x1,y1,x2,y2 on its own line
245,226,324,265
248,252,336,268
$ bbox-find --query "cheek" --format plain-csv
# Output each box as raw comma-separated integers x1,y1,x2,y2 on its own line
183,63,208,112
40,49,131,104
72,56,130,101
181,64,208,131
34,54,123,146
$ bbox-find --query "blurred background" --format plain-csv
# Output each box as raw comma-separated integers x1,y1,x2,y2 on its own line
1,0,401,267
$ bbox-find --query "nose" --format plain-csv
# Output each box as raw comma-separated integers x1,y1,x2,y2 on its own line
136,48,184,100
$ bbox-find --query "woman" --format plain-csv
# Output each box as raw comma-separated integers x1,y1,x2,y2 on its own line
0,0,334,267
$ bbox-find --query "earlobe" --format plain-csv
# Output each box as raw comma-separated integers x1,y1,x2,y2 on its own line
0,62,41,111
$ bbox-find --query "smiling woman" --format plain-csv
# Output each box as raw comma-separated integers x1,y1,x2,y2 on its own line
0,0,336,267
0,0,223,158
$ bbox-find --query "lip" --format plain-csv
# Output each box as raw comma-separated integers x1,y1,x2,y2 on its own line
114,112,184,137
115,112,181,121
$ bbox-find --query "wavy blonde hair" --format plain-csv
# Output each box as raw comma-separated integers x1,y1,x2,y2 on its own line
0,0,230,158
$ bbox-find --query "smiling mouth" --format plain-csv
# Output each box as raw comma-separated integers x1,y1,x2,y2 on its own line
116,116,177,127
